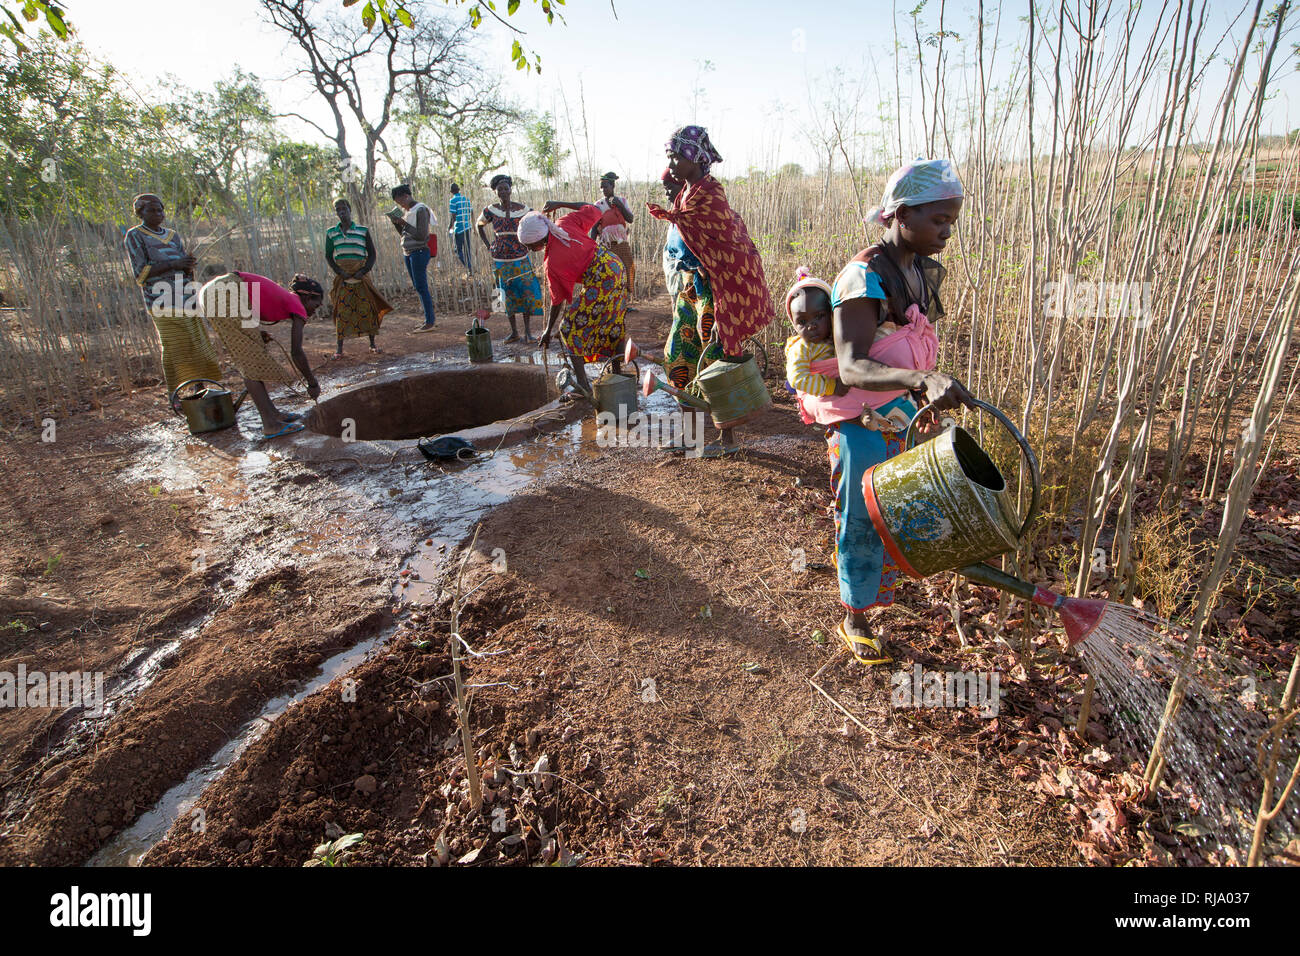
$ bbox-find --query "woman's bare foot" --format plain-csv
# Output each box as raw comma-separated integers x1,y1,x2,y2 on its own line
370,346,383,354
504,331,521,344
523,333,536,344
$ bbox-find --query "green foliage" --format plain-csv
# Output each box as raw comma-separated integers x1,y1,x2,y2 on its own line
0,39,356,221
1,1,67,53
348,0,565,73
522,111,568,184
1219,193,1300,232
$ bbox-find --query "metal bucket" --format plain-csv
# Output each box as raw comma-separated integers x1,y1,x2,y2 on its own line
171,378,238,435
466,323,493,363
694,355,770,428
862,399,1041,579
593,372,637,419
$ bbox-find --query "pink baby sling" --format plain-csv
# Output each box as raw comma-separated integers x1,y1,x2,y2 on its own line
796,304,938,426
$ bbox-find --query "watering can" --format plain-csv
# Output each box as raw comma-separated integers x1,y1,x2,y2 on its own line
170,378,245,435
593,371,637,418
466,311,493,363
861,399,1105,645
639,355,771,428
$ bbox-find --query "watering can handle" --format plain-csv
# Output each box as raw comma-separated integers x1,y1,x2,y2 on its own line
906,398,1042,540
170,378,225,417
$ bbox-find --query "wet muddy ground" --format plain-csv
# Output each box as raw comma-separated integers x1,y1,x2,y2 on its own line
1,293,1294,866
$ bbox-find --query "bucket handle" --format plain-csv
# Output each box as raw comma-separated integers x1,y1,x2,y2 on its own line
905,398,1042,540
170,378,225,417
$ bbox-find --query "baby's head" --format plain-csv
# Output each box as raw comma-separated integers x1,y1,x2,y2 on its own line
786,267,833,345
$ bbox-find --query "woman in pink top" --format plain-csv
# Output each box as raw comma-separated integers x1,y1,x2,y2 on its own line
201,271,324,439
518,202,629,396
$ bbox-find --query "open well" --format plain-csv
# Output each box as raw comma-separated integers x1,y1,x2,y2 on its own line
306,364,556,442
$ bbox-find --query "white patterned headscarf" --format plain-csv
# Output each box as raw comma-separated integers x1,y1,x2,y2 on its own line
866,158,963,226
517,211,575,246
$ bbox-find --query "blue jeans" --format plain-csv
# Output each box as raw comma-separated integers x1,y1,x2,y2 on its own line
452,229,473,271
405,247,435,325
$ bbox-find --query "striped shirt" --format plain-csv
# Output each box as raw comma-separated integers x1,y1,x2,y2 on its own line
325,222,370,261
785,335,838,397
124,224,191,308
449,193,473,233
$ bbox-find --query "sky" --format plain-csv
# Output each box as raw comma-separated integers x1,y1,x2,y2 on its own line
63,0,1300,184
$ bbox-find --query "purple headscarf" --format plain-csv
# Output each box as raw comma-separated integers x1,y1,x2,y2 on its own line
666,125,723,174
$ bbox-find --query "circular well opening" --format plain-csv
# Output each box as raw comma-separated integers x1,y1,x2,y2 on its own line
306,365,555,441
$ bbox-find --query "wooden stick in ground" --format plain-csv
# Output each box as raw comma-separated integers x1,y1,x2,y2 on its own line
451,524,483,814
1076,673,1096,740
1248,643,1300,866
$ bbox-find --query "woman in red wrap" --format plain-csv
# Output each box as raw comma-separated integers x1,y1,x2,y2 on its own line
646,125,773,455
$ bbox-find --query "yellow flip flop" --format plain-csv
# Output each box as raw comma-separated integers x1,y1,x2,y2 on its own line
837,622,893,666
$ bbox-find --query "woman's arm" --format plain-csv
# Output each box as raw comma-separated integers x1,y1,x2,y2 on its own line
289,316,321,399
834,298,973,410
541,201,591,213
358,232,377,276
324,236,343,277
611,196,634,223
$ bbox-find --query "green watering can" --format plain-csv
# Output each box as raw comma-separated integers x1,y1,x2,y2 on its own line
466,312,493,363
862,399,1041,579
639,354,771,428
170,378,247,436
862,400,1118,647
593,371,637,418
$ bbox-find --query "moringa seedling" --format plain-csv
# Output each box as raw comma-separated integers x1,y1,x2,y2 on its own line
303,831,364,867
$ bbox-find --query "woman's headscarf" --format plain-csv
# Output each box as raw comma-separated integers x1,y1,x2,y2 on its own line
290,274,324,296
133,192,162,215
666,126,723,174
785,267,833,320
517,211,574,247
866,158,963,226
489,174,512,190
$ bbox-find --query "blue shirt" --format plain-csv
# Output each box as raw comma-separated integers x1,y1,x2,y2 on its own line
449,193,473,234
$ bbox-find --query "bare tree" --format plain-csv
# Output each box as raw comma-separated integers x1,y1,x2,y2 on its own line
259,0,482,209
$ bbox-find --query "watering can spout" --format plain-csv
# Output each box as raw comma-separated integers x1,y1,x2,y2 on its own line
641,370,712,412
958,562,1104,646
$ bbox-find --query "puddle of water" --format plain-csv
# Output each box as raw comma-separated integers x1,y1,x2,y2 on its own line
87,628,391,867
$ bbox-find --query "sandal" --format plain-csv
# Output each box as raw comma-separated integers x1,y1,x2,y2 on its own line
259,421,306,441
837,621,892,666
